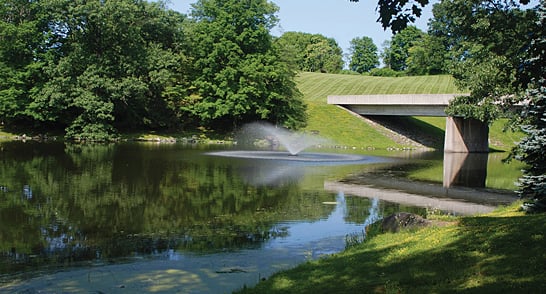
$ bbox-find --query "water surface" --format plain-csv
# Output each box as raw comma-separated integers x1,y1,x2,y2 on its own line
0,142,518,292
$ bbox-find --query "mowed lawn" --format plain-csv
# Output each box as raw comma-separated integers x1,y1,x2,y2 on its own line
297,72,521,151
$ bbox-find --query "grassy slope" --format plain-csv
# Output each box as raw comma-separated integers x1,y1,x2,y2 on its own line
237,203,546,293
298,72,522,151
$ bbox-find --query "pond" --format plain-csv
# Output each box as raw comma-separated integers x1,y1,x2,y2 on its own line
0,141,519,293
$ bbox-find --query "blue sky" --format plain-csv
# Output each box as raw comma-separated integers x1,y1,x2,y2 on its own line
168,0,433,56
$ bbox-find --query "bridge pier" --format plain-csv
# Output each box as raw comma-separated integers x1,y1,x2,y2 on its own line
327,94,490,153
444,117,489,153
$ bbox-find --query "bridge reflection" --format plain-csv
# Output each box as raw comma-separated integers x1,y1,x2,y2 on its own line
443,152,488,188
325,152,516,215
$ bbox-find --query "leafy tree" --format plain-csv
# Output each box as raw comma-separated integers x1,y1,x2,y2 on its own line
382,26,424,71
0,0,47,127
275,32,344,73
509,1,546,212
348,36,379,73
184,0,307,130
438,0,538,123
0,0,190,139
350,0,431,33
406,34,448,75
304,35,344,73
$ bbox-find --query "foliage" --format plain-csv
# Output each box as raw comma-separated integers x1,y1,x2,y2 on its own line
0,1,46,127
350,0,431,33
237,202,546,293
381,26,424,71
406,34,448,75
0,0,308,138
0,0,190,140
369,67,405,77
350,0,532,33
183,0,307,131
348,36,379,73
509,1,546,212
274,31,344,73
434,0,538,123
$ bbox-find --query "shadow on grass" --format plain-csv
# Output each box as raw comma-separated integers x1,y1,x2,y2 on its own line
237,212,546,293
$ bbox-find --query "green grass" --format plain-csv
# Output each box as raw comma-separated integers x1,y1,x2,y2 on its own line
297,72,523,151
236,202,546,293
298,73,462,149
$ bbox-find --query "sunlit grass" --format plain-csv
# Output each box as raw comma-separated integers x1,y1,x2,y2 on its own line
236,202,546,293
298,73,460,149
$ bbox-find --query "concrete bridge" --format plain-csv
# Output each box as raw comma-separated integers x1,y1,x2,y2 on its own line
327,94,489,153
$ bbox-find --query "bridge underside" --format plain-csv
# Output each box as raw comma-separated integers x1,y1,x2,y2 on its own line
328,94,489,153
344,105,447,116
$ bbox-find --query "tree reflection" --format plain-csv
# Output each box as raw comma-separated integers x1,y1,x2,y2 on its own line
1,142,361,276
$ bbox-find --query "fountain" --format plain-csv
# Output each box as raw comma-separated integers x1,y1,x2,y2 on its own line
238,122,328,155
208,122,383,164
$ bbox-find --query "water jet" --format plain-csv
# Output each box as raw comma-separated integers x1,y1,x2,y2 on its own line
237,122,328,156
208,122,383,165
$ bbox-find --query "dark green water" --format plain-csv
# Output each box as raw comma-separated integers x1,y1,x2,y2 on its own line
0,142,518,293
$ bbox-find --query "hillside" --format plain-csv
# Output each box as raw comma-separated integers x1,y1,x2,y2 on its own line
297,72,522,151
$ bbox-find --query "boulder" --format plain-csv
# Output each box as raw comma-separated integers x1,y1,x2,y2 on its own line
381,212,432,233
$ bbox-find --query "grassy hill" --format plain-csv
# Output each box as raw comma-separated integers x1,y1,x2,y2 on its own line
297,72,522,151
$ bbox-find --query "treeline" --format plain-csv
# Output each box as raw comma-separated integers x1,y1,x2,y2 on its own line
0,0,308,140
275,26,447,77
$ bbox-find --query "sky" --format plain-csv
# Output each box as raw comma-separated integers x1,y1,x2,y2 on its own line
167,0,434,56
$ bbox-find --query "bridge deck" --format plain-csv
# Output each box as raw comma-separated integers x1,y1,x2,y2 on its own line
327,94,467,117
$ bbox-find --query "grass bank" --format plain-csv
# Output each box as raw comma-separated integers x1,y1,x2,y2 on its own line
236,202,546,293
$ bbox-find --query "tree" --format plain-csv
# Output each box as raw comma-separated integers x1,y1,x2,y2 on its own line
382,26,424,71
184,0,307,131
0,0,47,127
509,1,546,212
275,32,344,73
350,0,431,33
304,36,344,73
406,34,448,75
348,36,379,73
438,0,538,123
0,0,190,140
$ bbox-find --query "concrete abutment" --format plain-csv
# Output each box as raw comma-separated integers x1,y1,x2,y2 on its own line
444,117,489,153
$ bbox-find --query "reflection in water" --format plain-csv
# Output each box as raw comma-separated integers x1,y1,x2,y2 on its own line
363,198,381,228
235,162,306,186
443,152,488,188
0,142,520,292
0,142,418,291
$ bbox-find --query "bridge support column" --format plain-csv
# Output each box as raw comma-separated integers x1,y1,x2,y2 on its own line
444,117,489,153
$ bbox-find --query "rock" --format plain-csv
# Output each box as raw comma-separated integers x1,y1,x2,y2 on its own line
381,212,432,233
